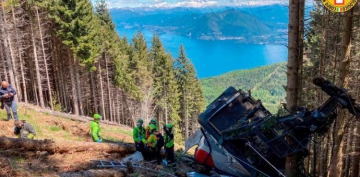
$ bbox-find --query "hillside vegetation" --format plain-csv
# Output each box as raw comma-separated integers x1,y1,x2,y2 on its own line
201,62,287,113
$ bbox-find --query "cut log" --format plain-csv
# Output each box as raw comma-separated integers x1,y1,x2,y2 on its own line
0,136,134,154
60,169,126,177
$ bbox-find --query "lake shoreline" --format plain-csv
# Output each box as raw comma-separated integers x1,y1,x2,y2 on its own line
117,27,288,78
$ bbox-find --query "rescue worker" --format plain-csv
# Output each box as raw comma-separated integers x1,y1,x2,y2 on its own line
163,123,175,166
0,81,18,120
14,120,36,139
90,114,102,142
145,118,157,139
133,118,146,154
147,124,163,165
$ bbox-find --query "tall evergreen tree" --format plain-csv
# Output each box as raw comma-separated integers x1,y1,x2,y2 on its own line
175,45,204,139
49,0,98,115
151,34,182,141
126,31,153,123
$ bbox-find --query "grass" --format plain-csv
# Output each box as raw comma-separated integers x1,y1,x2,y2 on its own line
32,123,43,137
62,130,73,140
103,136,120,142
0,104,140,177
0,111,7,120
0,104,204,177
9,156,25,169
76,136,85,141
107,126,133,136
0,104,134,144
50,126,61,132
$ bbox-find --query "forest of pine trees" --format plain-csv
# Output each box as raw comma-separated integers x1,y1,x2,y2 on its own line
0,0,205,143
5,0,360,176
286,0,360,176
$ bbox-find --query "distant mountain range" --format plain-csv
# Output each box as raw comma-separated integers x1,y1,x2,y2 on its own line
110,5,288,44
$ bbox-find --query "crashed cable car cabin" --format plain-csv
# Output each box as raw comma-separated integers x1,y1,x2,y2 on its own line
191,76,360,176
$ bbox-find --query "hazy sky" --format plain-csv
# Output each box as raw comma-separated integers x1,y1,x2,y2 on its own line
90,0,304,8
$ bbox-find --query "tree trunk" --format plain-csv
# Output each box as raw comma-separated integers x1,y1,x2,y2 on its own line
98,61,106,119
343,123,352,177
53,41,62,110
90,71,98,114
30,20,45,108
352,121,360,177
104,53,112,121
33,82,39,106
11,5,26,103
58,45,68,111
75,61,84,115
0,40,9,82
69,52,79,115
337,11,353,87
329,8,353,177
285,0,304,176
116,91,120,124
113,94,117,123
1,3,18,102
0,136,134,154
352,51,360,177
185,90,189,139
0,8,17,101
36,6,53,110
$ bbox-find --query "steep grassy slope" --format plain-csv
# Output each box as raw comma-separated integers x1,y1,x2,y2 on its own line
0,104,134,177
0,104,195,177
201,62,287,113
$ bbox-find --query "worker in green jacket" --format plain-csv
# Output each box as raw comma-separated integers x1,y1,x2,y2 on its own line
163,123,175,166
147,124,158,148
145,118,157,139
91,114,102,142
133,118,146,154
147,124,163,165
14,120,36,139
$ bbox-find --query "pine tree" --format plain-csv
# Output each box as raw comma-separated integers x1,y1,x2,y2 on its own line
151,34,182,140
50,0,98,115
126,30,153,123
175,45,204,140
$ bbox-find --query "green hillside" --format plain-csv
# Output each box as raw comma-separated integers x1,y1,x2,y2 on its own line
201,62,287,113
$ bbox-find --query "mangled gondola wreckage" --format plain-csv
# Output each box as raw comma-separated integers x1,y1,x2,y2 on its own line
184,76,360,177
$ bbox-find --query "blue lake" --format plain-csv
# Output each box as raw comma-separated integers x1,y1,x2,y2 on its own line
116,28,288,79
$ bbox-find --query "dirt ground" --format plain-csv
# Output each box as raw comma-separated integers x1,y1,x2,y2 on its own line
0,105,136,177
0,104,200,177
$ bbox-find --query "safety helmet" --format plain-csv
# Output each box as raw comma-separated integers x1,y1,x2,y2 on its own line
137,118,144,124
150,124,157,131
93,113,102,120
150,118,157,124
166,123,172,129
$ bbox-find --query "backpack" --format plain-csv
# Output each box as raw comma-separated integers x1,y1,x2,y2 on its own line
155,132,164,148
